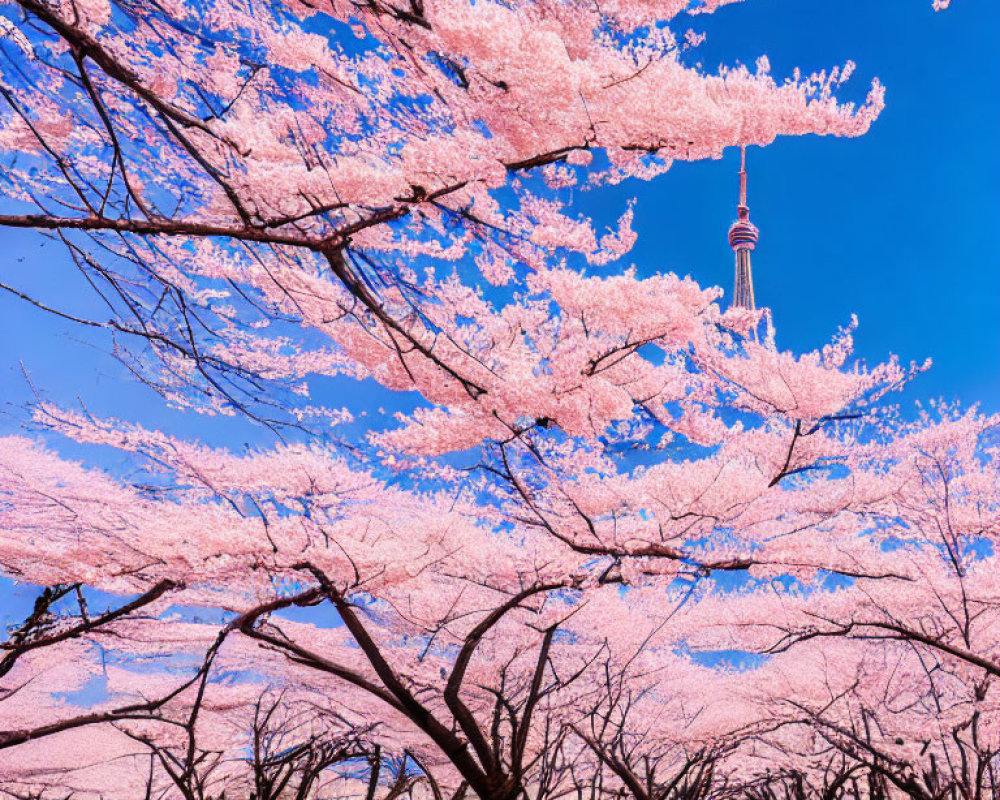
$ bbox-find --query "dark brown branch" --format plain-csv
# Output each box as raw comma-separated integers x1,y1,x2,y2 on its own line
0,579,176,679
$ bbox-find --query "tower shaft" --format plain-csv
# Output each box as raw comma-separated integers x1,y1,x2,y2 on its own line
733,248,755,310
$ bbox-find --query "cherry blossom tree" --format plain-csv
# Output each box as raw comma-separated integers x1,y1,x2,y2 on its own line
679,406,1000,799
0,0,889,426
0,0,979,798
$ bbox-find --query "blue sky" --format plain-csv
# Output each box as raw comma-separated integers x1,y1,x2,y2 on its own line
636,0,1000,409
1,0,997,443
0,0,996,657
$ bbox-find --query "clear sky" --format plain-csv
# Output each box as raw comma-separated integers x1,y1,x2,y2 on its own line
1,0,998,448
674,0,1000,409
0,0,996,650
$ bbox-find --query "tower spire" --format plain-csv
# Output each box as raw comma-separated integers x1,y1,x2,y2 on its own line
738,144,747,209
728,145,759,310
